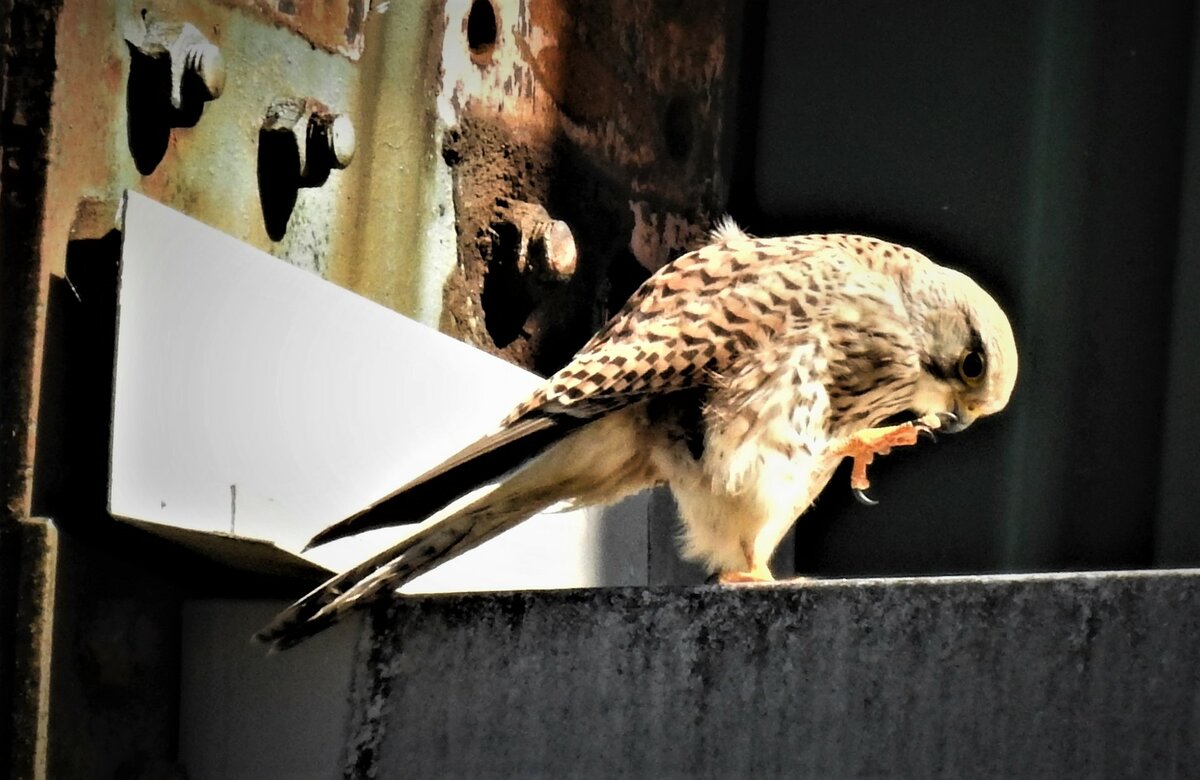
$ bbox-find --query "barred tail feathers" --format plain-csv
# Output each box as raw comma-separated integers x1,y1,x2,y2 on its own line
304,415,584,549
255,480,562,651
256,410,655,651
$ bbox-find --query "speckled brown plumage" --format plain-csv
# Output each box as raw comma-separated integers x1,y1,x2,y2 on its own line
258,220,1018,650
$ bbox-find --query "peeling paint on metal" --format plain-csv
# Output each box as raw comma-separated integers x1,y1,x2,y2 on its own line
434,0,736,370
212,0,369,60
413,147,461,328
40,0,445,321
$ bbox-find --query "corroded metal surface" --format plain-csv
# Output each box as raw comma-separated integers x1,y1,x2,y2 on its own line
2,9,67,776
436,0,738,372
2,6,67,778
213,0,369,60
37,0,737,377
27,0,739,505
1,0,62,522
8,519,58,780
439,0,732,219
39,1,442,299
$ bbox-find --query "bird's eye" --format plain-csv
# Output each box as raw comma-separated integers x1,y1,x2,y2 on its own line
958,350,986,385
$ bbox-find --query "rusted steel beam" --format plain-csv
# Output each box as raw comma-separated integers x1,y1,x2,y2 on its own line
436,0,739,374
2,4,66,777
212,0,369,60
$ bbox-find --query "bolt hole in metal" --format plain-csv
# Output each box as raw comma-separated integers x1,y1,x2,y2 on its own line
257,127,301,241
126,46,173,174
482,219,536,348
467,0,498,64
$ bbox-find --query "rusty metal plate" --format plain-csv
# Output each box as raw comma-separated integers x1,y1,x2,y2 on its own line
213,0,369,59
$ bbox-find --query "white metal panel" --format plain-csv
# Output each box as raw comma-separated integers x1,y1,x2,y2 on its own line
113,191,647,591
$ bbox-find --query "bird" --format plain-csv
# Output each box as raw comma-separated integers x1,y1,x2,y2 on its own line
256,219,1018,651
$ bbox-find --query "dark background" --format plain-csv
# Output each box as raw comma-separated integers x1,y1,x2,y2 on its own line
725,1,1200,575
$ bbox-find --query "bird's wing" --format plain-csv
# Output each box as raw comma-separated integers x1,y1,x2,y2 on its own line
502,232,826,423
304,414,588,548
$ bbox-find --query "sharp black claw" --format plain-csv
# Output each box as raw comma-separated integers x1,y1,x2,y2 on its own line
854,488,879,506
918,426,938,443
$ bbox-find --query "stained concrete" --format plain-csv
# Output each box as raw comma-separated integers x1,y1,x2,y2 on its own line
348,570,1200,778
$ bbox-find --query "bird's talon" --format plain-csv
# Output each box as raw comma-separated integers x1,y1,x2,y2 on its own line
854,488,879,506
717,569,775,584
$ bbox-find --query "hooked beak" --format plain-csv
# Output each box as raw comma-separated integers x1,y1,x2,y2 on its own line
940,410,968,434
941,398,980,434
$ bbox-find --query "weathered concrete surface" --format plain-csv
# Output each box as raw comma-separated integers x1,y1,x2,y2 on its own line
350,570,1200,778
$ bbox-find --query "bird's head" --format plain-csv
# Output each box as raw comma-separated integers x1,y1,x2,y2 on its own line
909,266,1018,432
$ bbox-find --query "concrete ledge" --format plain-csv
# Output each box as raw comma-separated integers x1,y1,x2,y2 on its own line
347,570,1200,778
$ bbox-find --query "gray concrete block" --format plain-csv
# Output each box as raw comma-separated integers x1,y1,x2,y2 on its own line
346,570,1200,779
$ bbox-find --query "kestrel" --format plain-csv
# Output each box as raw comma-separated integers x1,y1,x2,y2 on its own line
258,220,1018,650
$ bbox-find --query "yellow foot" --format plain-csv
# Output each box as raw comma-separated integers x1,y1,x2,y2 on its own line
835,413,944,491
717,567,775,584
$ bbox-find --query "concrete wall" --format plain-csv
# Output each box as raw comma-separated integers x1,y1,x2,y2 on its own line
180,601,361,780
347,570,1200,778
